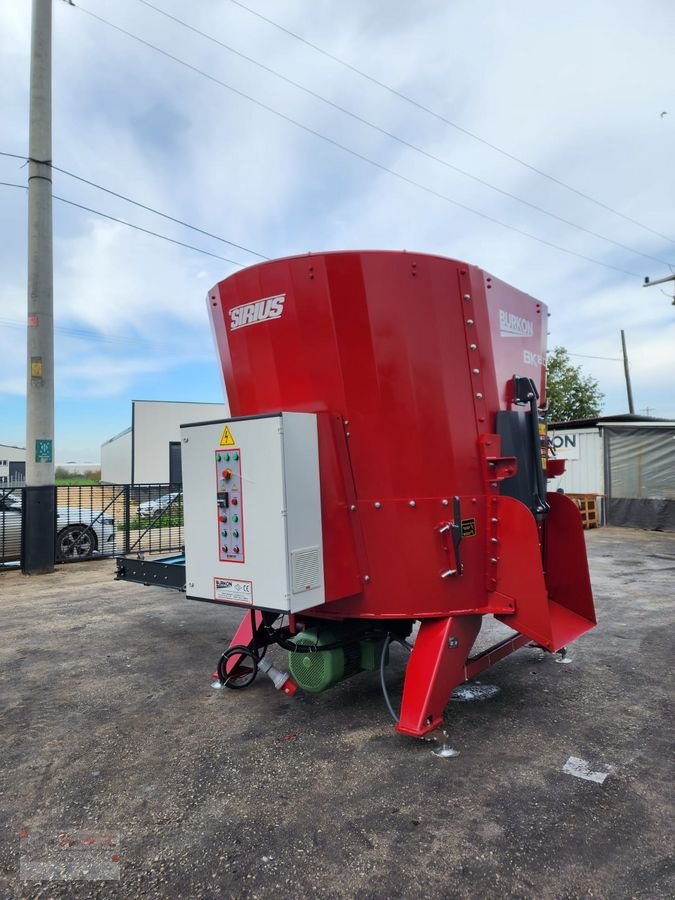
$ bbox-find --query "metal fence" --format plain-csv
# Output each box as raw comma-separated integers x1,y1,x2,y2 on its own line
0,484,184,569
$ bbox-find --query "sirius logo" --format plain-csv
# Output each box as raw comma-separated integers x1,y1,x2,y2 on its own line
229,294,286,331
499,309,534,338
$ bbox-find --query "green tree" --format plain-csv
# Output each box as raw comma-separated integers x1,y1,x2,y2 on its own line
546,346,604,422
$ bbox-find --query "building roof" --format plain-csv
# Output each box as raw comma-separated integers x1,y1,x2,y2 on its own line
550,413,675,430
101,427,132,446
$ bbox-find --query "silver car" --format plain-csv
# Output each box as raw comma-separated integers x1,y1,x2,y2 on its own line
137,491,182,518
0,491,116,561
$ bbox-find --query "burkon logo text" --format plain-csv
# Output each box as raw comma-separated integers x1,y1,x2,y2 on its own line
499,309,534,338
230,294,286,331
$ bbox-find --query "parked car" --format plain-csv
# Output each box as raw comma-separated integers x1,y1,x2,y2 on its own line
0,491,116,562
137,491,182,518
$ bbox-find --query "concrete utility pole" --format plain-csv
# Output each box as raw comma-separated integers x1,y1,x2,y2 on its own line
24,0,56,574
620,329,635,415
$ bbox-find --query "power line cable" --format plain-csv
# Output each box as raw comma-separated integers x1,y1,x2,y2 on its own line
0,316,216,355
0,150,268,260
69,5,642,278
568,352,623,362
134,0,671,268
53,165,268,260
225,0,675,248
0,181,247,266
0,316,146,347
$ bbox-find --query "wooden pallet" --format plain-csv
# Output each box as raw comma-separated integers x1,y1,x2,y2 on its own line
567,494,599,529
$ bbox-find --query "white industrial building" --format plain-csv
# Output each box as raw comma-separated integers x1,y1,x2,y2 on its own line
548,415,675,531
101,400,228,485
0,444,26,485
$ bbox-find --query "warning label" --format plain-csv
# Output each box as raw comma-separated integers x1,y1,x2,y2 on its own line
214,577,253,605
219,425,236,446
461,518,477,537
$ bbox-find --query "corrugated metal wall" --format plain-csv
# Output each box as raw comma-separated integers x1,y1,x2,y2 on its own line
605,426,675,530
547,428,604,494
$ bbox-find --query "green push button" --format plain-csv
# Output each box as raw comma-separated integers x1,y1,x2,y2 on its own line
232,514,239,523
233,453,239,461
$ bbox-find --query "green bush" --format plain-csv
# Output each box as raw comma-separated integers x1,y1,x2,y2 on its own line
54,466,101,485
120,514,184,531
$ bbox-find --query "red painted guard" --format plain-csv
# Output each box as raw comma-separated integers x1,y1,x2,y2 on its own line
493,494,595,651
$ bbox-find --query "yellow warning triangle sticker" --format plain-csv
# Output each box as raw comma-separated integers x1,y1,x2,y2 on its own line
219,425,236,447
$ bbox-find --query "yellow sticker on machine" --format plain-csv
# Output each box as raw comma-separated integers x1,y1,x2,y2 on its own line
219,425,236,446
461,518,477,537
539,420,548,468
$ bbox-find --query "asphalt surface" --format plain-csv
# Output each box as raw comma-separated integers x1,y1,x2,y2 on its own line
0,527,673,899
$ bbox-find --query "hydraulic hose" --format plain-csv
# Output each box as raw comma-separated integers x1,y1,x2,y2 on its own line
271,628,387,654
379,634,413,724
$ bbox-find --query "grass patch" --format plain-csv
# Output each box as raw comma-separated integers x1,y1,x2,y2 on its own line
56,478,100,486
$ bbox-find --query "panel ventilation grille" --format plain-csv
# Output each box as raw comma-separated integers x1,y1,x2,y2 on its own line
290,546,322,594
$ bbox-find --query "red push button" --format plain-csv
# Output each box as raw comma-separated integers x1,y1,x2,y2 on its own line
231,498,238,506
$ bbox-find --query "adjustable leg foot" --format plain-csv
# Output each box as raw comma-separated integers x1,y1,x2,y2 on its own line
432,744,461,758
555,646,573,664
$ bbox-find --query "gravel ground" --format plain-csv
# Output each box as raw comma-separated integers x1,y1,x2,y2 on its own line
0,527,673,899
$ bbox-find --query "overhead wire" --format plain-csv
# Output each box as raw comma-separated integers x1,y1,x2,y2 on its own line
133,0,671,268
0,150,268,261
0,180,248,266
0,316,147,347
225,0,675,248
567,352,623,362
69,4,642,278
51,165,269,261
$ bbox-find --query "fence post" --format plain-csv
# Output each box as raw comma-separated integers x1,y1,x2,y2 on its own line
123,484,131,555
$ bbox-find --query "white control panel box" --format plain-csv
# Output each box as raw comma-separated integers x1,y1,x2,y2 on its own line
180,412,325,613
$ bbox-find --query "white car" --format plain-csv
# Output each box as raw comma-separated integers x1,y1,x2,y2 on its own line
137,491,182,518
0,492,116,562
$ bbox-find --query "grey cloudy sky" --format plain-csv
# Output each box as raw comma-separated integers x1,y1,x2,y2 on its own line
1,0,673,460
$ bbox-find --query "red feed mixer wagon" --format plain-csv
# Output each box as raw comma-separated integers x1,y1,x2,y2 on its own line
174,250,596,741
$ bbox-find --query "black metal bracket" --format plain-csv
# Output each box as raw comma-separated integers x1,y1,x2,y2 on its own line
115,555,186,591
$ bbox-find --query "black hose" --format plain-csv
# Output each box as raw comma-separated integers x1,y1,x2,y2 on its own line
379,635,413,724
272,629,387,654
217,645,258,688
528,394,549,515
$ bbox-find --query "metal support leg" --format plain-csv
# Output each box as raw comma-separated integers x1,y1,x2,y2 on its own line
223,610,265,675
395,615,481,738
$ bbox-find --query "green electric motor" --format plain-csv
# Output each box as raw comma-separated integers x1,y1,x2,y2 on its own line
288,626,386,693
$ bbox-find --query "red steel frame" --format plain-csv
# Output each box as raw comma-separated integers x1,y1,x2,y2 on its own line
207,251,596,738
